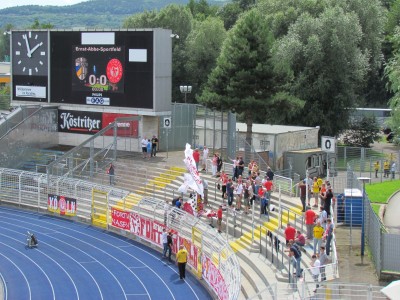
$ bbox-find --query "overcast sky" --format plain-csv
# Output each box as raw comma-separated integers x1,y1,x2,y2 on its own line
0,0,88,10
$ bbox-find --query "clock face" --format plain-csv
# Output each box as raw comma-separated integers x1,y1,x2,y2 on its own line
12,31,48,76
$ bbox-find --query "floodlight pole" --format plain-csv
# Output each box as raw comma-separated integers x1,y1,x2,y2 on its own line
358,177,370,260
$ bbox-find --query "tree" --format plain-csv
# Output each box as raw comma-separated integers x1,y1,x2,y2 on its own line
384,27,400,142
273,7,370,137
123,4,194,101
199,9,304,146
341,115,380,147
185,17,227,100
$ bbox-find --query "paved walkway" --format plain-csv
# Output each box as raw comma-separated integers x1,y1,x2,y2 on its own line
383,191,400,234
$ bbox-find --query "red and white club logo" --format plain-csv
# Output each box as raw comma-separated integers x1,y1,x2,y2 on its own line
59,196,66,215
106,58,123,84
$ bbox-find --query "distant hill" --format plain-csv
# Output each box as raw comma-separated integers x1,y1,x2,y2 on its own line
0,0,227,29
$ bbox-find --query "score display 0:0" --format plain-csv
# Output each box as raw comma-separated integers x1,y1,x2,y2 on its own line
88,74,107,86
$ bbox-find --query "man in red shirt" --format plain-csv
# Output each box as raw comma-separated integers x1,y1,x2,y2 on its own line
305,207,316,240
284,223,296,245
263,177,273,200
193,148,200,170
217,205,223,233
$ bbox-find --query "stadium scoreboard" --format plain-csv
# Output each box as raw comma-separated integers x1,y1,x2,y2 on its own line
11,29,172,112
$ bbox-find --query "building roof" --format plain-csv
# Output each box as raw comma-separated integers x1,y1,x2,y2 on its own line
236,123,318,135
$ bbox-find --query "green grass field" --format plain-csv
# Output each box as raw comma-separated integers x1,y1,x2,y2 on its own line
365,180,400,204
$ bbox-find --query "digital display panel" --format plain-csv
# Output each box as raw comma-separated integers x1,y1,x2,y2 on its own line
50,31,154,109
72,45,124,94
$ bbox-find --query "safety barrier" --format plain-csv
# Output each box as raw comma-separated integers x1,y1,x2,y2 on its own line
0,167,241,300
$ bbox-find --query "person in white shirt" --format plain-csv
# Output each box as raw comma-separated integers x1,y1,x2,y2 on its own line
161,228,168,258
391,162,396,179
141,137,148,158
202,146,209,171
311,254,320,292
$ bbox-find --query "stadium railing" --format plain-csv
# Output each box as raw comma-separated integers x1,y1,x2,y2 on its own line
0,167,241,300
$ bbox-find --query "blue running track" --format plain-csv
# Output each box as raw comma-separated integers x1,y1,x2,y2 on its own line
0,207,213,300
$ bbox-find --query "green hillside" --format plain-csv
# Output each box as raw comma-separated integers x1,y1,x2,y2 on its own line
0,0,227,29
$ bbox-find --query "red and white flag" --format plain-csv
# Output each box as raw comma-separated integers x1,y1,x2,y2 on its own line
183,143,204,197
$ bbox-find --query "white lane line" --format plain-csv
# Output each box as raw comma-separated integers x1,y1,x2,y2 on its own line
0,252,30,300
1,208,202,300
0,223,103,300
0,241,55,300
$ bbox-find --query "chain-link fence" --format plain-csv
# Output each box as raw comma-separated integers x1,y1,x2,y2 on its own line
346,168,400,278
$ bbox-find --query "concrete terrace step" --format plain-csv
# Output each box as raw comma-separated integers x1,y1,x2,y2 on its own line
95,158,319,298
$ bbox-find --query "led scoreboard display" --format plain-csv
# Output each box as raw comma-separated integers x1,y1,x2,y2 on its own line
50,30,154,109
72,45,125,96
11,29,172,111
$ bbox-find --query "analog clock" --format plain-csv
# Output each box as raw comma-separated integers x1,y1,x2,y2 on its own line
12,31,48,76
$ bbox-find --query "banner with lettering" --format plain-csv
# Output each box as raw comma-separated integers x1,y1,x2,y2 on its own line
183,143,204,197
111,207,130,230
202,254,229,300
48,194,77,216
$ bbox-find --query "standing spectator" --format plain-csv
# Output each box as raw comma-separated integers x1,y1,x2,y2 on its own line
217,205,223,233
261,191,268,216
285,240,302,278
176,245,188,280
226,179,234,207
391,162,396,179
201,146,209,171
146,139,152,159
266,167,274,181
324,218,335,256
311,254,321,292
284,223,296,245
312,177,319,207
384,160,390,178
307,176,313,207
264,177,273,201
243,180,251,215
202,179,209,206
305,207,316,240
217,154,223,176
219,171,228,200
167,231,173,262
193,148,200,170
299,180,307,212
234,181,243,211
237,156,245,177
141,137,148,158
161,228,168,258
323,187,334,217
211,154,218,177
151,135,158,157
374,161,380,178
107,163,115,185
319,206,328,230
319,246,329,281
230,156,239,181
313,221,324,255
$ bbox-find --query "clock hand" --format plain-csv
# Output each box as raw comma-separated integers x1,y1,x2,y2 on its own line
29,42,43,56
22,34,32,58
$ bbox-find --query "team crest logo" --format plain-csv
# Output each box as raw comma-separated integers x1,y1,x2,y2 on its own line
75,57,88,80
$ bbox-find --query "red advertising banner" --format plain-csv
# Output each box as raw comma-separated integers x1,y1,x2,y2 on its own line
48,194,77,216
111,209,200,262
202,254,229,300
111,207,130,230
102,113,138,137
